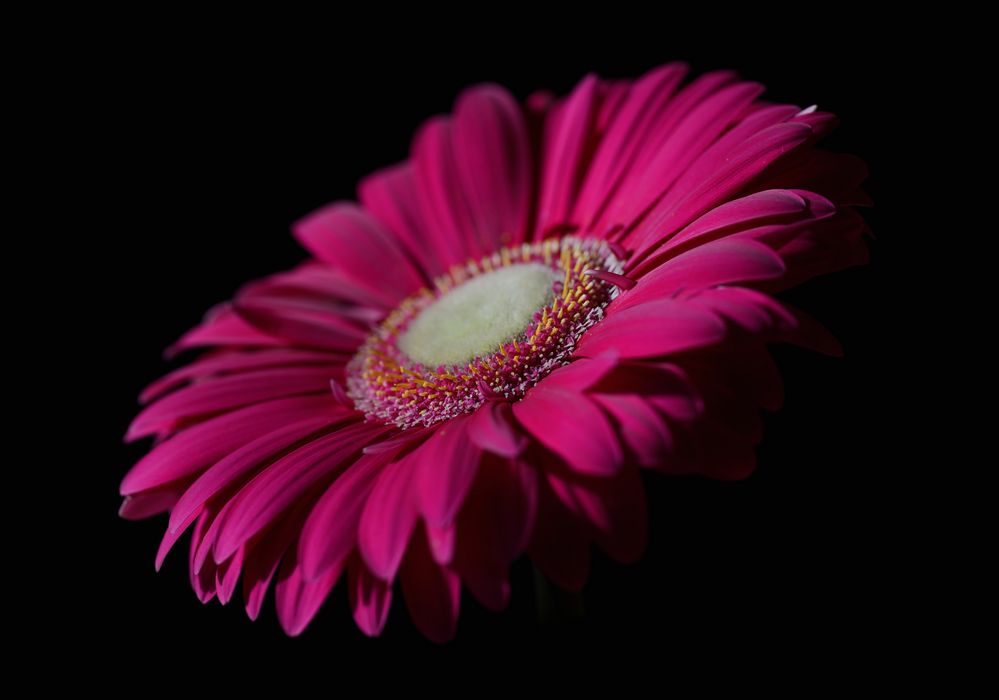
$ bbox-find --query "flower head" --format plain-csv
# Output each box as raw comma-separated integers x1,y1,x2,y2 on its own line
120,63,869,642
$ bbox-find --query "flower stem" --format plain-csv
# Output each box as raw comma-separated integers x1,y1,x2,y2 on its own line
533,565,585,626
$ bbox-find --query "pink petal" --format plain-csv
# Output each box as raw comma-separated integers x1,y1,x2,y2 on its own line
293,202,424,307
234,291,369,352
758,149,871,207
212,420,390,563
299,450,393,581
598,69,739,231
426,522,456,565
167,304,284,357
454,456,537,610
359,163,444,279
400,526,461,644
610,81,765,228
629,122,815,247
412,117,481,266
528,473,590,592
120,395,341,494
611,239,785,313
126,365,342,442
534,74,600,237
357,451,421,581
573,63,689,228
415,415,482,528
188,509,218,603
554,466,648,564
241,499,314,621
275,555,344,637
537,353,619,391
685,286,842,355
349,560,393,637
467,401,526,458
452,84,532,249
629,189,836,275
575,298,726,359
513,386,622,476
169,414,347,534
140,348,338,404
118,478,189,520
216,546,244,605
593,393,673,468
155,518,190,571
245,261,393,312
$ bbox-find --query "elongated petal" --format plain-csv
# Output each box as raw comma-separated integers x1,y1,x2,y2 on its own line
454,456,537,610
168,305,284,357
349,560,393,637
400,527,461,644
216,546,244,605
528,474,590,592
120,395,341,494
534,74,600,236
594,393,673,468
359,163,444,279
452,84,532,248
467,402,526,457
169,414,345,533
514,386,622,476
415,415,482,527
573,63,689,227
126,366,341,442
240,498,315,621
612,239,785,313
141,349,338,404
412,117,481,266
611,81,765,226
118,479,189,520
293,202,424,307
575,299,726,359
275,554,344,637
539,353,619,391
630,122,815,248
299,451,393,581
357,452,421,581
212,421,389,563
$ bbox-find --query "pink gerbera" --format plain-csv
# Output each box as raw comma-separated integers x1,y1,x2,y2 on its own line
119,62,869,642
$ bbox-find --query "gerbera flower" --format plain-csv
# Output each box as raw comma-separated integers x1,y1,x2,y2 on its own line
119,62,869,642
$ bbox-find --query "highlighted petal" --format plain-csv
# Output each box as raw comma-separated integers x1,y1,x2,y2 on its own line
358,454,420,581
127,365,342,442
453,84,532,249
120,395,341,494
293,202,424,307
576,299,726,359
275,555,344,637
415,415,481,527
468,401,526,458
212,421,390,563
299,451,393,581
612,239,785,313
349,561,393,637
514,386,623,476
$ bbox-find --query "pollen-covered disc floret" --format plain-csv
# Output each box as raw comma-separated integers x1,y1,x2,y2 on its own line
347,236,625,428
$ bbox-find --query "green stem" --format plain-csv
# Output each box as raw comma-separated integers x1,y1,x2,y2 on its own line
533,565,585,625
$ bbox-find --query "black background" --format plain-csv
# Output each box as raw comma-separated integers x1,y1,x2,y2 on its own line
78,17,899,668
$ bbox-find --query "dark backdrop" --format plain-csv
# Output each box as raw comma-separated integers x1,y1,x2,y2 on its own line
84,18,894,667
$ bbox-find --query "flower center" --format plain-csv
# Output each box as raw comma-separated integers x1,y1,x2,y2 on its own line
347,237,625,429
398,263,559,368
